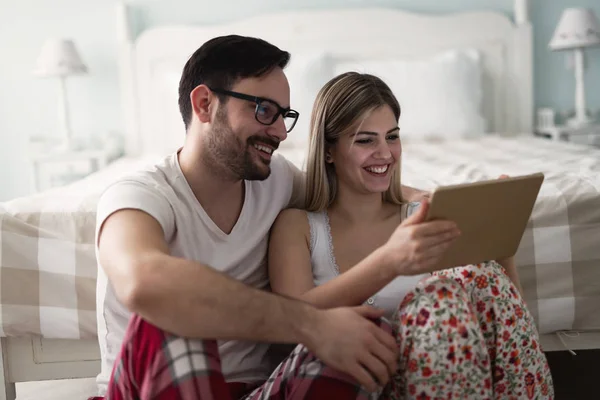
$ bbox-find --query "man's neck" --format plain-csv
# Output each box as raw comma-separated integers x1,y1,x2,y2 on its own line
177,144,245,234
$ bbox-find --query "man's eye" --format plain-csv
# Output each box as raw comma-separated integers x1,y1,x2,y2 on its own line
257,105,269,115
258,104,277,118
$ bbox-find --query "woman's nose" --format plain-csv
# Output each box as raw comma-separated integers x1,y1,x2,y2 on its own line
375,142,392,159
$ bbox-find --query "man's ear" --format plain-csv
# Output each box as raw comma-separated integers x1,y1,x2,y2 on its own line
190,85,214,123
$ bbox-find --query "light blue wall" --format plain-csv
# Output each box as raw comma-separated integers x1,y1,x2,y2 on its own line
127,0,513,34
1,0,599,201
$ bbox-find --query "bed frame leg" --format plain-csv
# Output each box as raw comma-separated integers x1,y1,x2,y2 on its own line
0,338,16,400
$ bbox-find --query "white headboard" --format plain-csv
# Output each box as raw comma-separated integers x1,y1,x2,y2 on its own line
116,0,533,157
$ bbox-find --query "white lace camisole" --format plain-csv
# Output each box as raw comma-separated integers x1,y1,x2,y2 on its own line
306,202,428,318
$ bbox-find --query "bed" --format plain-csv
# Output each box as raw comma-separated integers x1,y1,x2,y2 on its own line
1,0,599,398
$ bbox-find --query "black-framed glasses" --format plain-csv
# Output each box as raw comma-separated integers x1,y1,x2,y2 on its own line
210,88,299,133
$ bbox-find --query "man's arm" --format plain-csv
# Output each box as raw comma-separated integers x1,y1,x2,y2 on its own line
99,208,399,391
98,208,318,343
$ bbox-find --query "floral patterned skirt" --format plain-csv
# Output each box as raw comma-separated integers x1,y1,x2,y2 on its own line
382,261,554,399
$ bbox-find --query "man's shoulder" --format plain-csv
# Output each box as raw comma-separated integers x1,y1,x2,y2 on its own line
275,207,307,223
101,154,178,197
270,153,300,177
247,154,296,192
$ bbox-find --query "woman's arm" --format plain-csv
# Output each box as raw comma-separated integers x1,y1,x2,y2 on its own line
268,209,397,309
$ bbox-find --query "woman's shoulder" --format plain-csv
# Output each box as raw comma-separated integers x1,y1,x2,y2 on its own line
272,208,312,237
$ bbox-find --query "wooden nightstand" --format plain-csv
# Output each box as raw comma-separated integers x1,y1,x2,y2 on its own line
28,135,124,192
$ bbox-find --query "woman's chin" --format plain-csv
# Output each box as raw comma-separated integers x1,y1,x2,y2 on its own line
364,184,391,194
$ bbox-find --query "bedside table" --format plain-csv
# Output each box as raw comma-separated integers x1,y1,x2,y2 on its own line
558,123,600,147
535,123,600,147
29,143,122,192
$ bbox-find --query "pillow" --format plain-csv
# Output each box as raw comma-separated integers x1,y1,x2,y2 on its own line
333,49,486,139
281,52,336,150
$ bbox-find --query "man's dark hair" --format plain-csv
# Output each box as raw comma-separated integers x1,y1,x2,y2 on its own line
178,35,291,130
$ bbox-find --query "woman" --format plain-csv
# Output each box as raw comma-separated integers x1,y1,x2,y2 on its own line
268,72,554,399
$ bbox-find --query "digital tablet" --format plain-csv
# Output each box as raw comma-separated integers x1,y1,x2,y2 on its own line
424,172,544,269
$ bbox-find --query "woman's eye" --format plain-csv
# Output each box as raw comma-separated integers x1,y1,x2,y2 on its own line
355,138,372,144
387,134,400,141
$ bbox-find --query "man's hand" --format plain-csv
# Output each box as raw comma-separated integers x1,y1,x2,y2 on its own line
401,184,430,203
306,306,398,393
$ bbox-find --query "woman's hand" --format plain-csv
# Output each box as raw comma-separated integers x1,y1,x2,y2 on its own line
382,199,461,276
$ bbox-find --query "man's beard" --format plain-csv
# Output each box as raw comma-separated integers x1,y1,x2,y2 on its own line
203,106,278,181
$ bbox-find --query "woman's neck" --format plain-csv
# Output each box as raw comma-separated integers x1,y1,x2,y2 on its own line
329,186,389,225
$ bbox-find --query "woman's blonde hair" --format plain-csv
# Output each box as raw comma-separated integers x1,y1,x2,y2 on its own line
305,72,404,212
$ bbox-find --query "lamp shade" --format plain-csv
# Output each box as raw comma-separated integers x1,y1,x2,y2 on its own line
549,8,600,51
33,39,88,77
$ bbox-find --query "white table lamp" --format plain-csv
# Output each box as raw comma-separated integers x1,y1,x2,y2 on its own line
33,39,88,149
549,8,600,128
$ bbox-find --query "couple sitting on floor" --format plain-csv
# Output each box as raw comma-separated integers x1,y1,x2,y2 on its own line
92,35,553,399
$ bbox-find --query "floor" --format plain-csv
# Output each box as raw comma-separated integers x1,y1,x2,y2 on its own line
16,378,97,400
545,349,599,399
13,351,600,399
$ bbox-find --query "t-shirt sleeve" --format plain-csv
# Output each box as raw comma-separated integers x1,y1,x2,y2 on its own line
281,157,307,209
95,179,176,246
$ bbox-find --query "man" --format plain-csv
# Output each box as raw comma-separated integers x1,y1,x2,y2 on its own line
94,35,428,399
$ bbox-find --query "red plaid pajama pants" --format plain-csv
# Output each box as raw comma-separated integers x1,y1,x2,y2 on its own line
91,263,553,399
94,314,379,400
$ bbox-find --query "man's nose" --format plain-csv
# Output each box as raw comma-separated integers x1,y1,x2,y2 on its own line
267,114,288,142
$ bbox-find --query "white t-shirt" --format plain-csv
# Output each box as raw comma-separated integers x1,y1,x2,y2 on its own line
94,151,302,395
